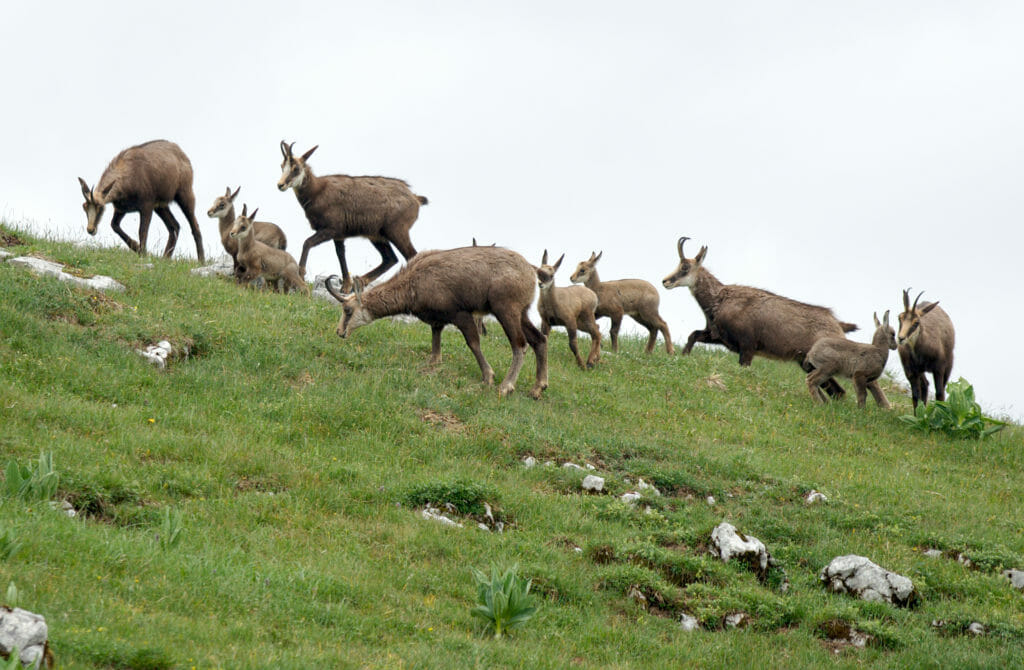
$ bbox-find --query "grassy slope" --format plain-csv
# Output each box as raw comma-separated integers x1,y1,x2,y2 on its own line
1,226,1022,669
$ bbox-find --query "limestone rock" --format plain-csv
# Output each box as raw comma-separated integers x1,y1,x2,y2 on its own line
620,491,642,505
581,475,605,492
420,507,463,528
8,255,124,292
0,606,49,668
820,555,917,606
521,456,537,468
710,522,769,577
724,612,750,628
0,249,13,261
1003,568,1024,591
679,613,699,631
805,490,828,504
190,255,235,278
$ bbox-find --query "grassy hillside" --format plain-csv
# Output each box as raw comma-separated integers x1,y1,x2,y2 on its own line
1,225,1022,669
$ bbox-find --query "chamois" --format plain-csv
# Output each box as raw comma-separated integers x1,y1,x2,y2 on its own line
325,246,548,399
277,141,427,292
536,251,602,369
78,139,205,262
897,289,955,410
207,186,287,276
805,311,897,408
229,205,308,294
568,251,673,354
663,237,857,397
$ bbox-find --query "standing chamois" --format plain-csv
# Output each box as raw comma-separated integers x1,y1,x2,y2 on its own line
568,251,673,354
229,205,308,295
207,186,287,276
326,246,548,399
897,289,955,410
805,311,898,408
536,251,601,369
78,139,205,262
277,141,427,292
663,237,857,397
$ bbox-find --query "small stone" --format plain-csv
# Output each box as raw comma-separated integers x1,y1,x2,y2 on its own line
805,490,828,504
620,491,642,505
967,622,985,636
679,613,699,631
848,629,871,647
584,463,596,470
420,507,463,527
0,249,12,261
477,523,490,531
1002,568,1024,590
582,475,605,492
0,606,49,667
191,256,235,278
710,522,770,576
637,478,661,496
544,461,555,467
923,549,943,558
705,496,715,506
724,612,749,628
573,546,583,554
820,555,917,606
957,553,973,568
522,456,537,468
562,462,583,471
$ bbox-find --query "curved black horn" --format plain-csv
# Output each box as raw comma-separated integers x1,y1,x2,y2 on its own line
324,275,349,303
912,290,924,312
677,236,690,260
902,288,912,312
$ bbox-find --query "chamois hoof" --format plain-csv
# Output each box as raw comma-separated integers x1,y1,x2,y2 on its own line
498,383,515,397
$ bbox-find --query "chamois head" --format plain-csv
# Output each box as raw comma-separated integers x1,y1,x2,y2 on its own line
78,177,107,236
536,250,565,289
207,186,241,218
897,289,940,348
569,251,602,284
277,141,318,192
228,204,259,240
873,310,898,351
662,237,708,289
326,276,373,339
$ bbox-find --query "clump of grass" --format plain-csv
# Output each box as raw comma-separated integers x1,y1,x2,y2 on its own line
401,479,495,515
0,525,21,562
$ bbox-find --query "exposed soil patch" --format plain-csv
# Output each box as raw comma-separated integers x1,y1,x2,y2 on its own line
420,409,465,432
235,475,284,494
0,230,23,246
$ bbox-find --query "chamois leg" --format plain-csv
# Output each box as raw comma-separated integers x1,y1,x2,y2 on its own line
136,206,155,256
656,317,674,354
154,207,181,259
806,369,830,403
823,378,847,399
566,327,586,369
738,350,755,366
933,371,947,403
522,310,548,399
387,225,417,261
428,324,444,365
581,314,601,368
609,314,623,352
453,312,494,386
176,191,205,262
682,328,723,355
867,380,890,409
853,373,869,407
108,209,139,254
494,310,528,397
363,239,399,285
298,229,337,280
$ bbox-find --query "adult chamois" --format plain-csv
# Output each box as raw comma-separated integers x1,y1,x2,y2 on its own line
326,246,548,399
897,289,955,411
277,141,427,292
568,251,673,354
536,251,601,369
663,237,857,397
78,139,205,262
207,186,287,276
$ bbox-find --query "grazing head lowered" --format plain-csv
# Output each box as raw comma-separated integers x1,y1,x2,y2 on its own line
536,250,601,369
327,246,548,399
664,236,857,398
805,311,897,408
277,140,427,292
78,139,205,262
897,289,955,410
568,251,673,354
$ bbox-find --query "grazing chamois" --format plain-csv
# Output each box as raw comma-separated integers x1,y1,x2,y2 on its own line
325,246,548,399
805,311,898,408
78,139,205,262
229,205,308,294
536,251,601,369
277,141,427,292
897,289,955,410
663,237,857,397
207,186,287,276
568,251,673,354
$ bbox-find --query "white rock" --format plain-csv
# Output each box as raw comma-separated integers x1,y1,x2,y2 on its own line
7,256,64,278
522,456,537,468
136,349,166,369
581,475,605,492
923,549,943,558
544,461,555,468
967,622,985,636
0,606,49,668
705,496,716,506
573,546,583,554
1003,568,1024,591
7,255,125,292
637,478,661,496
48,500,76,518
0,249,12,261
562,462,583,471
477,523,490,531
190,255,235,278
585,463,596,470
710,522,769,575
74,274,125,292
819,555,917,606
679,613,699,631
420,507,463,527
620,492,642,505
724,612,749,628
805,490,828,504
157,340,172,352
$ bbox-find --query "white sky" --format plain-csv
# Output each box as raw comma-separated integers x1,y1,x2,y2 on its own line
2,2,1021,420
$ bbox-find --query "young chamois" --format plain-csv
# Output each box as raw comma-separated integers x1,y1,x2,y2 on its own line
536,251,601,369
277,141,427,292
897,289,955,411
805,311,897,408
207,186,287,276
568,251,673,354
78,139,205,262
325,246,548,399
229,205,308,295
663,237,858,398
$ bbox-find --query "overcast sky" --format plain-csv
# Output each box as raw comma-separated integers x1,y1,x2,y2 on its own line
2,2,1021,420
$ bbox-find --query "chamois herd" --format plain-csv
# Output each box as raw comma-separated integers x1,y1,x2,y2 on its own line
77,139,956,405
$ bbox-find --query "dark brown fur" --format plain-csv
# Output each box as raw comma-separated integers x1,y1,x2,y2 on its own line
663,237,857,397
78,139,205,262
278,141,426,292
327,246,548,399
897,289,955,410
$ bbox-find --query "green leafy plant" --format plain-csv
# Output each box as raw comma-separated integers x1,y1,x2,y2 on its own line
0,646,23,670
899,378,1007,439
158,507,184,551
0,525,21,562
470,564,538,638
5,581,18,608
3,452,58,502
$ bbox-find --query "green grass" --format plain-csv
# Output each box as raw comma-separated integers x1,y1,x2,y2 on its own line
1,223,1022,669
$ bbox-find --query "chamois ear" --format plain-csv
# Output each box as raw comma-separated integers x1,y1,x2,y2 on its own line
240,203,248,218
694,246,708,265
78,177,92,200
301,145,318,161
873,312,881,329
541,249,548,265
593,251,603,264
920,301,939,315
249,207,259,220
883,309,890,326
230,186,241,200
553,253,564,273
